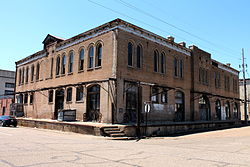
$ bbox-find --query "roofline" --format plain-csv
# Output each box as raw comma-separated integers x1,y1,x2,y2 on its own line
212,59,239,73
0,69,15,73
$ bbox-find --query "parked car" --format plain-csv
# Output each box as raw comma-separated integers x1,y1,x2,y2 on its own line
0,116,17,127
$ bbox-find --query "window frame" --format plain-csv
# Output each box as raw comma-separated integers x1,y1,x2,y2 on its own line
68,51,74,73
88,46,94,69
66,87,73,102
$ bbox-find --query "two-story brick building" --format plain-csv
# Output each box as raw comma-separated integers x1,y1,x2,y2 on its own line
15,19,240,124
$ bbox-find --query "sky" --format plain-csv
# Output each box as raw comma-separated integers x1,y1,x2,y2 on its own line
0,0,249,78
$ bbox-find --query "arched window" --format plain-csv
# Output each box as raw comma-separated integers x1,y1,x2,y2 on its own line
154,50,159,72
36,63,40,81
96,44,102,67
136,45,142,68
174,58,178,77
215,100,221,120
79,48,84,71
56,56,60,76
128,42,133,66
225,101,230,120
31,65,34,82
175,91,185,121
18,69,22,85
199,95,210,121
50,58,54,78
180,59,183,78
68,51,74,73
22,67,25,84
160,52,166,73
233,102,238,119
88,46,94,68
25,66,29,83
61,54,66,74
76,85,84,101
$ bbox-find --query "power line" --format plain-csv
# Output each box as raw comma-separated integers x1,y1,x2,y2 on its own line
88,0,240,61
115,0,240,59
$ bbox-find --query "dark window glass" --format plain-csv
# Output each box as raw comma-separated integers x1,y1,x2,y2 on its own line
31,65,34,82
30,93,33,104
128,42,133,66
36,63,40,81
179,59,183,78
5,90,14,95
61,55,66,74
69,51,74,73
79,49,84,71
88,46,94,68
25,67,29,83
96,44,102,67
174,58,178,77
50,58,54,78
66,88,72,102
154,51,159,72
24,94,28,104
22,68,25,84
56,56,60,75
76,86,84,101
5,83,15,88
48,90,53,103
136,45,141,68
160,52,165,73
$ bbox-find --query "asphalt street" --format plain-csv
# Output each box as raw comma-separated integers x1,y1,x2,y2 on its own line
1,126,250,167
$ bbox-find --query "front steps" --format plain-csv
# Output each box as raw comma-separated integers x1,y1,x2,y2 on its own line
101,126,126,137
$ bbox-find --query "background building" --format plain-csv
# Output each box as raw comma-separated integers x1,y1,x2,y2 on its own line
239,79,250,120
0,69,15,115
15,19,240,124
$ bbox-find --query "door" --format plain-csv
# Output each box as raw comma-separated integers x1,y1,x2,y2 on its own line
175,91,185,121
199,95,210,121
124,86,138,123
215,100,221,120
54,89,64,120
87,85,100,122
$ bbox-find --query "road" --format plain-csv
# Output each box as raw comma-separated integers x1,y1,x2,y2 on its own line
1,126,250,167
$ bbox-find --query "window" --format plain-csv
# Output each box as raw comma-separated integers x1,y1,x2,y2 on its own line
160,52,166,73
136,45,142,68
96,44,102,67
5,90,14,95
128,42,133,66
88,46,94,68
179,59,183,78
61,54,66,74
36,63,40,81
50,58,54,78
224,75,230,91
25,67,29,83
22,68,25,84
56,56,60,75
5,83,15,88
30,93,33,104
18,69,22,85
48,90,53,103
24,93,28,104
174,58,178,77
31,65,34,82
151,87,159,103
154,50,159,72
161,90,168,103
68,51,74,73
79,48,84,71
76,86,84,101
66,88,72,102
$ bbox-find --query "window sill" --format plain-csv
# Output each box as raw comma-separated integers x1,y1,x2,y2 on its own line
68,72,73,75
45,77,53,80
87,68,94,71
95,66,102,70
78,70,84,73
66,101,72,104
76,100,84,103
48,102,53,105
56,75,60,78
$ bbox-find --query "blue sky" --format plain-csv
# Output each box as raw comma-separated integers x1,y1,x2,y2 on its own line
0,0,249,78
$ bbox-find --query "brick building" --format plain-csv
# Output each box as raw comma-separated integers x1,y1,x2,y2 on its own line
15,19,240,124
0,69,15,115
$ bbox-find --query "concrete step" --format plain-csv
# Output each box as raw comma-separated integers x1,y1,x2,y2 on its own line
110,133,126,137
104,130,124,134
104,128,120,132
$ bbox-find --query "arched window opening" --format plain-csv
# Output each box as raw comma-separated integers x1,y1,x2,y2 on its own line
88,46,94,68
36,63,40,81
61,55,66,74
68,51,74,73
31,65,34,82
96,44,102,67
56,56,60,76
25,67,29,83
79,48,84,71
199,95,210,121
128,42,133,66
154,50,159,72
136,45,142,68
160,52,166,73
174,58,178,77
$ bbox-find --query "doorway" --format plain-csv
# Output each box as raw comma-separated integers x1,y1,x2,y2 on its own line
215,100,221,120
175,91,185,122
199,95,210,121
86,85,100,122
54,89,64,120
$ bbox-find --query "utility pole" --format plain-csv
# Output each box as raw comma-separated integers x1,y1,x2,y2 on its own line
242,48,248,124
